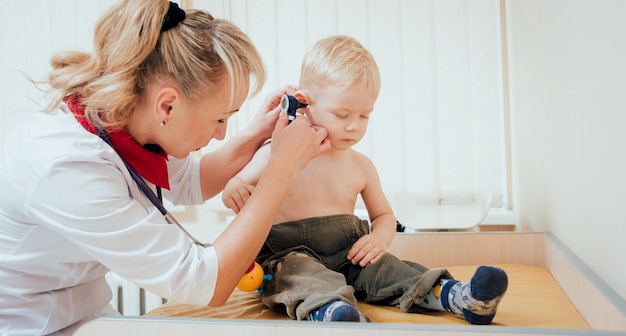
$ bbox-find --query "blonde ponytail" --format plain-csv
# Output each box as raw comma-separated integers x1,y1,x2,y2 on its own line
46,0,265,130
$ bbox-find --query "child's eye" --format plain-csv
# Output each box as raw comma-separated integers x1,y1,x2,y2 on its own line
335,114,348,119
360,115,370,119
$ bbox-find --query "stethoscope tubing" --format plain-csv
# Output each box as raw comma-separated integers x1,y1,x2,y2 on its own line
96,125,211,247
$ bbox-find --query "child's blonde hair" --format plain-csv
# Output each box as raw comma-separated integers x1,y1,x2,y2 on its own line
46,0,265,130
299,35,380,99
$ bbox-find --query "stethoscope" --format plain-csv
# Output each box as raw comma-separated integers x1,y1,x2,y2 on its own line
96,125,212,248
93,95,305,248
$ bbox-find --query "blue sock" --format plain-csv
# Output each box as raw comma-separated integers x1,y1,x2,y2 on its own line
307,300,370,322
440,266,508,325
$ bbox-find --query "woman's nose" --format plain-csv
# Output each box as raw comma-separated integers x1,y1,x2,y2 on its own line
213,123,227,140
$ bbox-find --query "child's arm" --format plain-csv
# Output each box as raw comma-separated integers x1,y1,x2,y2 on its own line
222,144,272,213
347,156,396,267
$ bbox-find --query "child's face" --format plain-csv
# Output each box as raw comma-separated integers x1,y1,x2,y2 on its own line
306,84,376,151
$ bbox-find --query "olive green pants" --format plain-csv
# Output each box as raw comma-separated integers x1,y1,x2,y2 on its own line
256,215,452,320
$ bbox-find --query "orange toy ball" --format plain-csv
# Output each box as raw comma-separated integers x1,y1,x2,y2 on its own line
237,262,264,292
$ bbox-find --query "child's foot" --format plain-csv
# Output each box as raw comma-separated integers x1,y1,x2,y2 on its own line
441,266,508,325
307,300,371,322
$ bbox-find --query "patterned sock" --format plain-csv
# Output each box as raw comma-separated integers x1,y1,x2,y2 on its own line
417,279,447,311
307,300,371,322
440,266,508,325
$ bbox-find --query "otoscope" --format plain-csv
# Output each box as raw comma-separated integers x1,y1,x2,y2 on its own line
280,95,308,123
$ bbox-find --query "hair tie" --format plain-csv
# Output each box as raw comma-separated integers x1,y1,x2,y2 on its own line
161,1,185,32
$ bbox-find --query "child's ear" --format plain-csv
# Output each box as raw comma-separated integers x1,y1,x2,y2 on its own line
293,91,313,121
293,91,310,106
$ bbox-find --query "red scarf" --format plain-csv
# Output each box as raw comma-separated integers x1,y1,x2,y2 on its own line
66,96,170,189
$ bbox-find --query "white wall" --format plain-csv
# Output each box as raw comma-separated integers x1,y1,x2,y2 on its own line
507,0,626,301
0,0,118,134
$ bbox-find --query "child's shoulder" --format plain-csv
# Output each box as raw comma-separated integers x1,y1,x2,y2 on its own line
259,140,273,152
348,148,374,165
249,140,272,162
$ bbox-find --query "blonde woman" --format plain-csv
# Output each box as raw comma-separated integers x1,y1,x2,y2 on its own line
0,1,329,334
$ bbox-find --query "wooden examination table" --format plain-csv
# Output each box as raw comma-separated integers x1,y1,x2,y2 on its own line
75,232,626,336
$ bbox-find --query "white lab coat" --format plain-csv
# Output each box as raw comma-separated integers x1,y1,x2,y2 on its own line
0,103,219,335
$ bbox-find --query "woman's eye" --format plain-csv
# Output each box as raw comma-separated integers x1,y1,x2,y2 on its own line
218,119,225,124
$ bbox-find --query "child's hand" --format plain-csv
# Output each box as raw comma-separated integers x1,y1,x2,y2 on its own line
222,181,255,214
347,234,388,267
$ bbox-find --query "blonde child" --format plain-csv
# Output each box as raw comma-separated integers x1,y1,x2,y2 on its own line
223,35,507,324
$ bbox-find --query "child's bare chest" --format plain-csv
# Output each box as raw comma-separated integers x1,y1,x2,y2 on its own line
274,151,372,223
287,155,366,207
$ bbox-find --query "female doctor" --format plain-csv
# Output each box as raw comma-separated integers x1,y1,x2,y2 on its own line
0,1,329,335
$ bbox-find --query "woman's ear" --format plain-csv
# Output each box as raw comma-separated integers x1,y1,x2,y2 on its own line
154,87,178,125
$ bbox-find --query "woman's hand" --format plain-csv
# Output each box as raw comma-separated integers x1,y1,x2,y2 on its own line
268,111,330,177
245,84,297,141
199,85,298,200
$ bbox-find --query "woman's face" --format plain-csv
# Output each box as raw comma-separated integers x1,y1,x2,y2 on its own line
305,84,376,151
164,74,249,159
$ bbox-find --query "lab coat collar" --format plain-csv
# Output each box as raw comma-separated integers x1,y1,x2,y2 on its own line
65,96,170,190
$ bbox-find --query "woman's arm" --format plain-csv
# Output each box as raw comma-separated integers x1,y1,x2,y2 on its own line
209,111,330,306
199,86,294,200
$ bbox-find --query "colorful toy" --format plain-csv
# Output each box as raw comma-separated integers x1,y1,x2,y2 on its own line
236,262,273,294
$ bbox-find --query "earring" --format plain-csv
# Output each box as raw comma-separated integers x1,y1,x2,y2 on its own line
160,119,167,127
